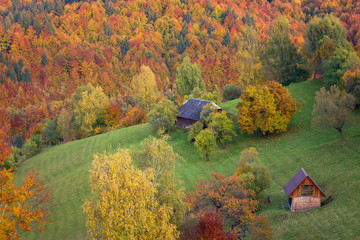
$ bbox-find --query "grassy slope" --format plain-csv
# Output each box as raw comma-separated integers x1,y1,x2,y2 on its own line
15,80,360,239
15,124,153,239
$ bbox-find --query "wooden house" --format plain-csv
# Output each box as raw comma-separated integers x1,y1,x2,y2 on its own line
175,98,221,129
283,168,326,212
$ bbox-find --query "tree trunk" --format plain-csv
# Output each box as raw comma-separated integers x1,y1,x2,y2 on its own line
313,69,317,80
206,154,210,162
338,128,344,139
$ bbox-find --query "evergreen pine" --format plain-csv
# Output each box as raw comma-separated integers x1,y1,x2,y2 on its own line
9,68,16,82
207,22,213,35
180,22,188,37
205,0,213,13
13,62,21,81
41,52,48,66
0,52,4,63
145,6,152,20
18,59,23,69
222,30,230,46
104,0,114,16
5,55,9,67
184,11,192,23
121,37,130,56
177,36,186,54
24,67,31,83
104,23,112,36
44,17,56,34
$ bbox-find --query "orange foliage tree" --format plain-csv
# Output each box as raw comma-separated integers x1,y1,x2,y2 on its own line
104,103,123,127
0,170,53,239
342,68,360,106
119,107,146,128
0,129,53,239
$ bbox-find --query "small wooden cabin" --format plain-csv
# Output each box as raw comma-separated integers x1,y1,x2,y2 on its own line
176,98,221,129
283,168,326,212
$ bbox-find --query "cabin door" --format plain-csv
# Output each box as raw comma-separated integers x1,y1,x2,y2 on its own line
288,198,292,210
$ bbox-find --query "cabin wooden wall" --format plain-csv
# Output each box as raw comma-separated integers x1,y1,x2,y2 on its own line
289,177,324,198
292,197,321,212
289,177,325,212
175,117,197,129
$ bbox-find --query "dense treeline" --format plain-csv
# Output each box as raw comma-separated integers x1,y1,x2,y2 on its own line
0,0,360,146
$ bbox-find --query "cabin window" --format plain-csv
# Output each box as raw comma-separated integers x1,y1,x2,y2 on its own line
301,185,313,196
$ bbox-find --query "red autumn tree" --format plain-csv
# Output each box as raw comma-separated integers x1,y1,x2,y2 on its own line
0,128,11,164
104,103,123,127
119,107,146,128
183,211,237,240
186,172,272,239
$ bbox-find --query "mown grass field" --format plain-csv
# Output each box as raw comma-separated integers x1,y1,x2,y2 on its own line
15,79,360,239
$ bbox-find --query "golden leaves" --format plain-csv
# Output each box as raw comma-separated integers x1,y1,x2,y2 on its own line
237,81,300,134
83,148,179,239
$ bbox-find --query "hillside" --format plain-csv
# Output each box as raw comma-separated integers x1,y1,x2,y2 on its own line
15,79,360,239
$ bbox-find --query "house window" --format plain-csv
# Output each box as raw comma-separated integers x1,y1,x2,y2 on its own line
301,185,313,196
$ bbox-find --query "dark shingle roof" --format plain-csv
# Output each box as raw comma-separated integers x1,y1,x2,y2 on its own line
283,168,326,197
178,98,220,121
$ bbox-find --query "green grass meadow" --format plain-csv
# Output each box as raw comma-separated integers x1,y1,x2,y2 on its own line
15,79,360,239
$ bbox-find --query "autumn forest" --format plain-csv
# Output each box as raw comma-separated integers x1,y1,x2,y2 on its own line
0,0,359,143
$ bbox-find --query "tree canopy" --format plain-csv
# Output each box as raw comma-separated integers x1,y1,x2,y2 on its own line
194,128,217,162
186,172,272,239
312,85,355,139
264,16,309,85
72,83,109,136
148,99,179,133
176,57,205,96
131,65,160,111
236,148,271,196
305,14,350,78
237,81,300,134
132,136,187,226
342,68,360,106
82,148,179,239
207,111,236,148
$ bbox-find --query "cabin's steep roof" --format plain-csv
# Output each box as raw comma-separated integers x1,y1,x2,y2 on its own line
178,98,220,121
283,168,326,197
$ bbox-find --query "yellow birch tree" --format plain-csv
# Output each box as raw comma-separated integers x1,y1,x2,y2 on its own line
82,149,179,240
72,84,109,136
131,65,160,111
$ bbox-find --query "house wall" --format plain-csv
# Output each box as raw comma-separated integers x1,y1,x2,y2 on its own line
291,197,321,212
175,117,197,129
